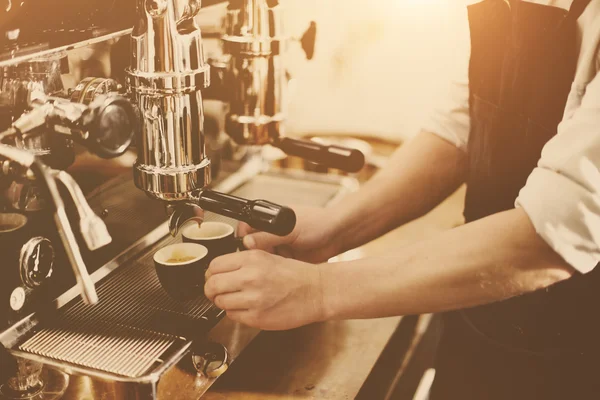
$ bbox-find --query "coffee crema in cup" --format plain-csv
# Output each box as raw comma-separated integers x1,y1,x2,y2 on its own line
153,243,209,301
166,255,196,264
182,222,239,263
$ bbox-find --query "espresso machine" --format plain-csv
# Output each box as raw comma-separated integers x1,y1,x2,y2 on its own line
207,0,365,173
0,1,363,398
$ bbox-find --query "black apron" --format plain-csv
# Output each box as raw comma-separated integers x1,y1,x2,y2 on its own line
429,0,600,399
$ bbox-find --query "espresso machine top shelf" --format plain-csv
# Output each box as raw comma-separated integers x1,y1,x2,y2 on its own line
0,0,228,68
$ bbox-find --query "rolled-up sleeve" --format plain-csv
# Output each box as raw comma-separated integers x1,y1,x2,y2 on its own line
422,75,471,151
421,6,471,151
516,74,600,274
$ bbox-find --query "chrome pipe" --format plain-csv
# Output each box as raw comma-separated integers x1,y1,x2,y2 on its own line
221,0,287,145
128,0,212,202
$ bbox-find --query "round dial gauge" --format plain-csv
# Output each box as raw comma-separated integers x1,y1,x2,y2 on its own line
19,237,55,288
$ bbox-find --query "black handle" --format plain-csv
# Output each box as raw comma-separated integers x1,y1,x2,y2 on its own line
276,137,365,173
197,190,296,237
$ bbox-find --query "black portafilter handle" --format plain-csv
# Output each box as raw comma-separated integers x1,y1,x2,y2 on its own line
275,137,366,173
197,190,296,237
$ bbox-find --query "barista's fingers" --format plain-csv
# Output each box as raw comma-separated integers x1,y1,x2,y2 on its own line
207,250,273,279
205,274,240,301
206,252,247,278
276,246,294,259
226,310,259,329
236,222,258,238
213,292,253,311
243,231,294,252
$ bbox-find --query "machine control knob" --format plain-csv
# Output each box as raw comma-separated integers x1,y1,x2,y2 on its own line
9,287,26,311
19,237,54,289
191,341,229,379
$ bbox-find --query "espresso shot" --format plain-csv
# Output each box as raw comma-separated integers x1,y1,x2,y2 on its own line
153,243,209,302
182,222,239,263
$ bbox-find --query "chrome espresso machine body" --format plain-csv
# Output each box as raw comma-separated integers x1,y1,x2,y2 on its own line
0,1,364,399
127,0,297,238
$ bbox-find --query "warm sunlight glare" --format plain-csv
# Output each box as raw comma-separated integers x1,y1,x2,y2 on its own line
396,0,447,7
286,0,469,141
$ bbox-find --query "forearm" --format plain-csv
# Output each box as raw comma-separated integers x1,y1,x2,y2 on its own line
329,131,467,253
320,208,575,320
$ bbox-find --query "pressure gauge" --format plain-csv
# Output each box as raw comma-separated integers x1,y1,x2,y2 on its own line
19,237,55,289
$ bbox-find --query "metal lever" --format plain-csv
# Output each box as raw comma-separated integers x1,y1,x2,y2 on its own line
52,170,112,251
275,137,365,173
197,190,296,237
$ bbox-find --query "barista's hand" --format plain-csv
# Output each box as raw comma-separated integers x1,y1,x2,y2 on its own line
204,250,325,331
238,206,342,263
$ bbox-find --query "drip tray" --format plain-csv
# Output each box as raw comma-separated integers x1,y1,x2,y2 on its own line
18,231,220,379
9,169,355,382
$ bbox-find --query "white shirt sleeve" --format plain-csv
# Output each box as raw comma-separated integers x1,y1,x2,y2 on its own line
422,73,471,151
420,2,600,273
516,72,600,274
421,11,471,151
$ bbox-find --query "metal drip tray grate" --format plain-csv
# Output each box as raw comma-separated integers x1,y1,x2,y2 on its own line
19,324,175,378
13,170,354,381
19,232,219,379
